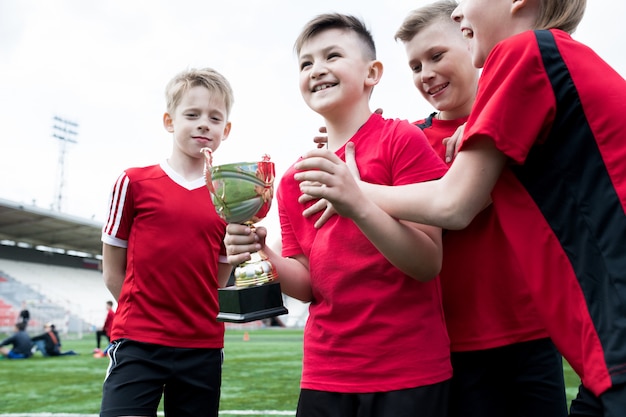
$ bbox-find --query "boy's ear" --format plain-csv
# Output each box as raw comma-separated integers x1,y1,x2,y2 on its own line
222,121,232,141
365,60,383,87
163,113,174,133
511,0,532,14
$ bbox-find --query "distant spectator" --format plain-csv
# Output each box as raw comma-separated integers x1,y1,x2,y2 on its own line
0,322,32,359
94,300,115,354
32,322,61,356
31,322,76,357
18,301,30,328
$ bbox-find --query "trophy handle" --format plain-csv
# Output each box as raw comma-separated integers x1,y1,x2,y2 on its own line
201,147,216,195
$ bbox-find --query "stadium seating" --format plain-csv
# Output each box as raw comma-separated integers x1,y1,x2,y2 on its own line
0,258,110,333
0,257,311,334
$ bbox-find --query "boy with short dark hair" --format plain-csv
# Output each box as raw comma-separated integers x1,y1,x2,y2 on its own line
100,67,234,417
225,13,451,417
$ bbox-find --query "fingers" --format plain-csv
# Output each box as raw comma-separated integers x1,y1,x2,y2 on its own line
314,203,337,229
344,142,361,180
224,224,262,265
313,125,328,149
294,150,344,183
226,253,253,266
298,148,342,162
443,122,466,163
443,137,454,164
302,198,328,218
313,136,328,148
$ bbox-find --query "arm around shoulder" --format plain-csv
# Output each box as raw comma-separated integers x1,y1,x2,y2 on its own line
362,136,507,230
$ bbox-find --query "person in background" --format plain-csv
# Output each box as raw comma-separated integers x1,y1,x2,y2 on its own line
32,322,77,357
32,322,60,356
100,67,234,417
94,300,115,355
225,13,451,417
18,301,30,329
294,0,626,415
0,322,32,359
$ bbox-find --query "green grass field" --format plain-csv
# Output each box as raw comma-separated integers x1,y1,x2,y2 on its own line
0,328,580,416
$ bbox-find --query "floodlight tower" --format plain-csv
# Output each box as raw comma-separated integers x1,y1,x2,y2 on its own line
52,116,79,212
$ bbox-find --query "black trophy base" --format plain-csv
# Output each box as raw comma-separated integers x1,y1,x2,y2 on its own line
217,281,288,323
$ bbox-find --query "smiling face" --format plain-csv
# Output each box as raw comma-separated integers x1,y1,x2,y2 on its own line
297,28,375,117
163,85,231,160
404,17,479,120
452,0,519,68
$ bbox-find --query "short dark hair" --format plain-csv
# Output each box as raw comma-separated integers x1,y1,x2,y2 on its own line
294,13,376,60
16,322,26,331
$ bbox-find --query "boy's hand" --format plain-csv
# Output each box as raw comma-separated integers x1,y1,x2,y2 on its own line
442,122,465,163
300,141,362,227
314,126,328,149
302,197,338,229
294,144,365,219
224,223,265,266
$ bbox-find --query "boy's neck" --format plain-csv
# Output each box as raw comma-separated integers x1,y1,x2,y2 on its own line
167,153,205,181
323,104,374,152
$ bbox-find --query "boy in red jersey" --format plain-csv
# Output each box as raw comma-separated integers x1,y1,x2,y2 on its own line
295,1,626,416
394,1,567,416
100,67,233,417
225,13,451,417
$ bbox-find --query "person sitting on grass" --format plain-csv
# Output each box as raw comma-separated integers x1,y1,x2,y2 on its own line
0,322,32,359
31,322,77,357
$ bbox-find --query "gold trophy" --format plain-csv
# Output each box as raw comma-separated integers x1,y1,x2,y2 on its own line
202,148,288,323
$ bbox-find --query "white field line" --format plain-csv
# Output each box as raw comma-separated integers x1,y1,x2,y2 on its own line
0,412,295,417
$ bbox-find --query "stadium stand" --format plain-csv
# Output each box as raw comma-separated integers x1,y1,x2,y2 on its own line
0,199,107,335
0,198,310,335
0,258,110,333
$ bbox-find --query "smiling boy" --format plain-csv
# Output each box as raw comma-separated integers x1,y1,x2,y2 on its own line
224,13,451,417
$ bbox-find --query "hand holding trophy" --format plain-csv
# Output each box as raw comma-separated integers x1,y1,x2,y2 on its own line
202,148,288,323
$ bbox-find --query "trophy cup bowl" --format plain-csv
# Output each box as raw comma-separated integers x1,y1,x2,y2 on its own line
202,148,288,323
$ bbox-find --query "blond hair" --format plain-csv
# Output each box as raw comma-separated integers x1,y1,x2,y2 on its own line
294,13,376,61
535,0,586,34
165,68,234,117
395,0,459,42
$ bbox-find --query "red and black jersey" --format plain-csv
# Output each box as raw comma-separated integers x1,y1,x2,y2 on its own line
463,29,626,396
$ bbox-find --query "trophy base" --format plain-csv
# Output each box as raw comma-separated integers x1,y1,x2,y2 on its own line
217,281,288,323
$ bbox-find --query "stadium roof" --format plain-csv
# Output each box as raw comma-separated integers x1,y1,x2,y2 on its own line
0,197,103,258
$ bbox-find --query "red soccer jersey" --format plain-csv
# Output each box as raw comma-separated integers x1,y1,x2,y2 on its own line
103,309,115,335
279,113,451,392
416,115,548,351
102,162,227,348
462,29,626,396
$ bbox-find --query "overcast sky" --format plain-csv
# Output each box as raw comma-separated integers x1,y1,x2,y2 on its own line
1,0,624,236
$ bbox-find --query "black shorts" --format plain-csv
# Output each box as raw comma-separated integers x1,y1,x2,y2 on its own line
569,382,626,417
100,339,222,417
296,380,450,417
449,337,567,417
